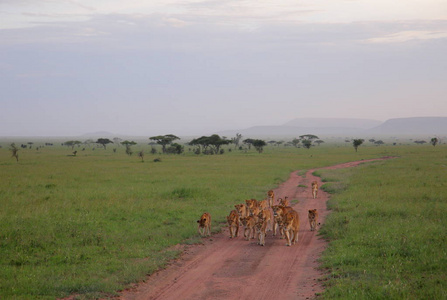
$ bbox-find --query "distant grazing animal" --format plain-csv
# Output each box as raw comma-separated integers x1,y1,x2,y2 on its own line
283,210,300,246
278,196,290,207
267,190,275,207
311,181,318,199
241,216,257,240
227,210,240,238
308,209,320,231
197,212,211,237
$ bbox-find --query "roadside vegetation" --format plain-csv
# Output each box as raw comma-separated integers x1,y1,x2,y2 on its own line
317,146,447,299
0,138,445,299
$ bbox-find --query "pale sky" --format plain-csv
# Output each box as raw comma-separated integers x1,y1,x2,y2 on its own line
1,0,446,136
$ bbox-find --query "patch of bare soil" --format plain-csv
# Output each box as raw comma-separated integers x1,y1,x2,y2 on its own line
117,158,392,300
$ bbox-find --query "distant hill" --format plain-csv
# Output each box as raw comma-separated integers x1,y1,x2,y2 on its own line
216,117,447,138
368,117,447,135
283,118,382,129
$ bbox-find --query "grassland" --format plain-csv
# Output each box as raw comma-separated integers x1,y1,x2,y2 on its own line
317,145,447,299
0,140,445,299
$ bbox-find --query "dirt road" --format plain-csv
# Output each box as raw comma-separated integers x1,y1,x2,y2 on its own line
118,158,390,300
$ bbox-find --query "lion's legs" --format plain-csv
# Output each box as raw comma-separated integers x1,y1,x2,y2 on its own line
285,230,292,246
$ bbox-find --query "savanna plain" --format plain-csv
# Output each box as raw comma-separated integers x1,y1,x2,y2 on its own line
0,139,446,299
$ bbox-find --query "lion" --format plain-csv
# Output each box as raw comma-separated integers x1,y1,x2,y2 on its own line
311,181,318,199
241,216,256,240
278,196,290,207
246,198,268,216
227,210,240,238
272,205,294,238
267,190,275,207
197,212,211,237
256,209,273,246
283,210,300,246
235,203,250,220
308,209,320,231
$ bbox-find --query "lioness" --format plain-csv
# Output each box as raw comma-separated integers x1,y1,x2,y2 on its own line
246,199,268,216
267,190,275,207
241,216,256,240
197,212,211,237
283,210,300,246
272,205,294,238
227,210,240,238
311,181,318,199
256,209,273,246
308,209,319,231
278,196,290,207
235,203,250,220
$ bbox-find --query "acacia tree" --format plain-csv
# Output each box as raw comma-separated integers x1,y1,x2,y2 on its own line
243,138,255,150
252,139,267,153
352,139,364,152
96,138,113,149
430,137,439,146
149,134,180,154
64,140,82,150
232,133,243,149
10,143,19,162
121,140,137,156
300,134,319,149
189,135,230,154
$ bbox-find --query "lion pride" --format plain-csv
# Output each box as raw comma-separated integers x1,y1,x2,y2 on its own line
246,198,267,216
283,210,300,246
308,209,319,231
197,212,211,237
227,210,240,238
235,203,250,220
311,181,318,199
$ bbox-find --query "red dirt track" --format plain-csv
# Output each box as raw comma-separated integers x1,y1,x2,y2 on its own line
118,158,391,300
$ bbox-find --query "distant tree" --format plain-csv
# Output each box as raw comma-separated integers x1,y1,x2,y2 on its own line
352,139,364,152
314,140,325,146
64,140,82,150
83,139,95,147
268,140,276,146
113,137,123,145
276,141,284,147
231,133,243,149
166,143,184,154
189,135,230,154
252,139,267,153
121,141,136,156
243,138,255,150
9,143,19,162
374,140,384,146
430,137,439,147
96,138,113,149
149,134,180,154
302,139,313,149
369,139,376,143
291,138,301,148
414,140,427,145
299,134,319,141
138,150,144,162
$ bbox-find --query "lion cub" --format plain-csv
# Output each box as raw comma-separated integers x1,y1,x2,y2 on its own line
308,209,320,231
227,210,240,238
283,210,300,246
311,181,318,199
197,212,211,237
241,216,256,240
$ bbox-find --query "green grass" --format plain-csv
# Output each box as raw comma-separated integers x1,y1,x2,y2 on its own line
316,146,447,299
0,141,443,299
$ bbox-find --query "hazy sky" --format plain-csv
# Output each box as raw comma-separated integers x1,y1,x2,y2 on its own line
1,1,446,137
